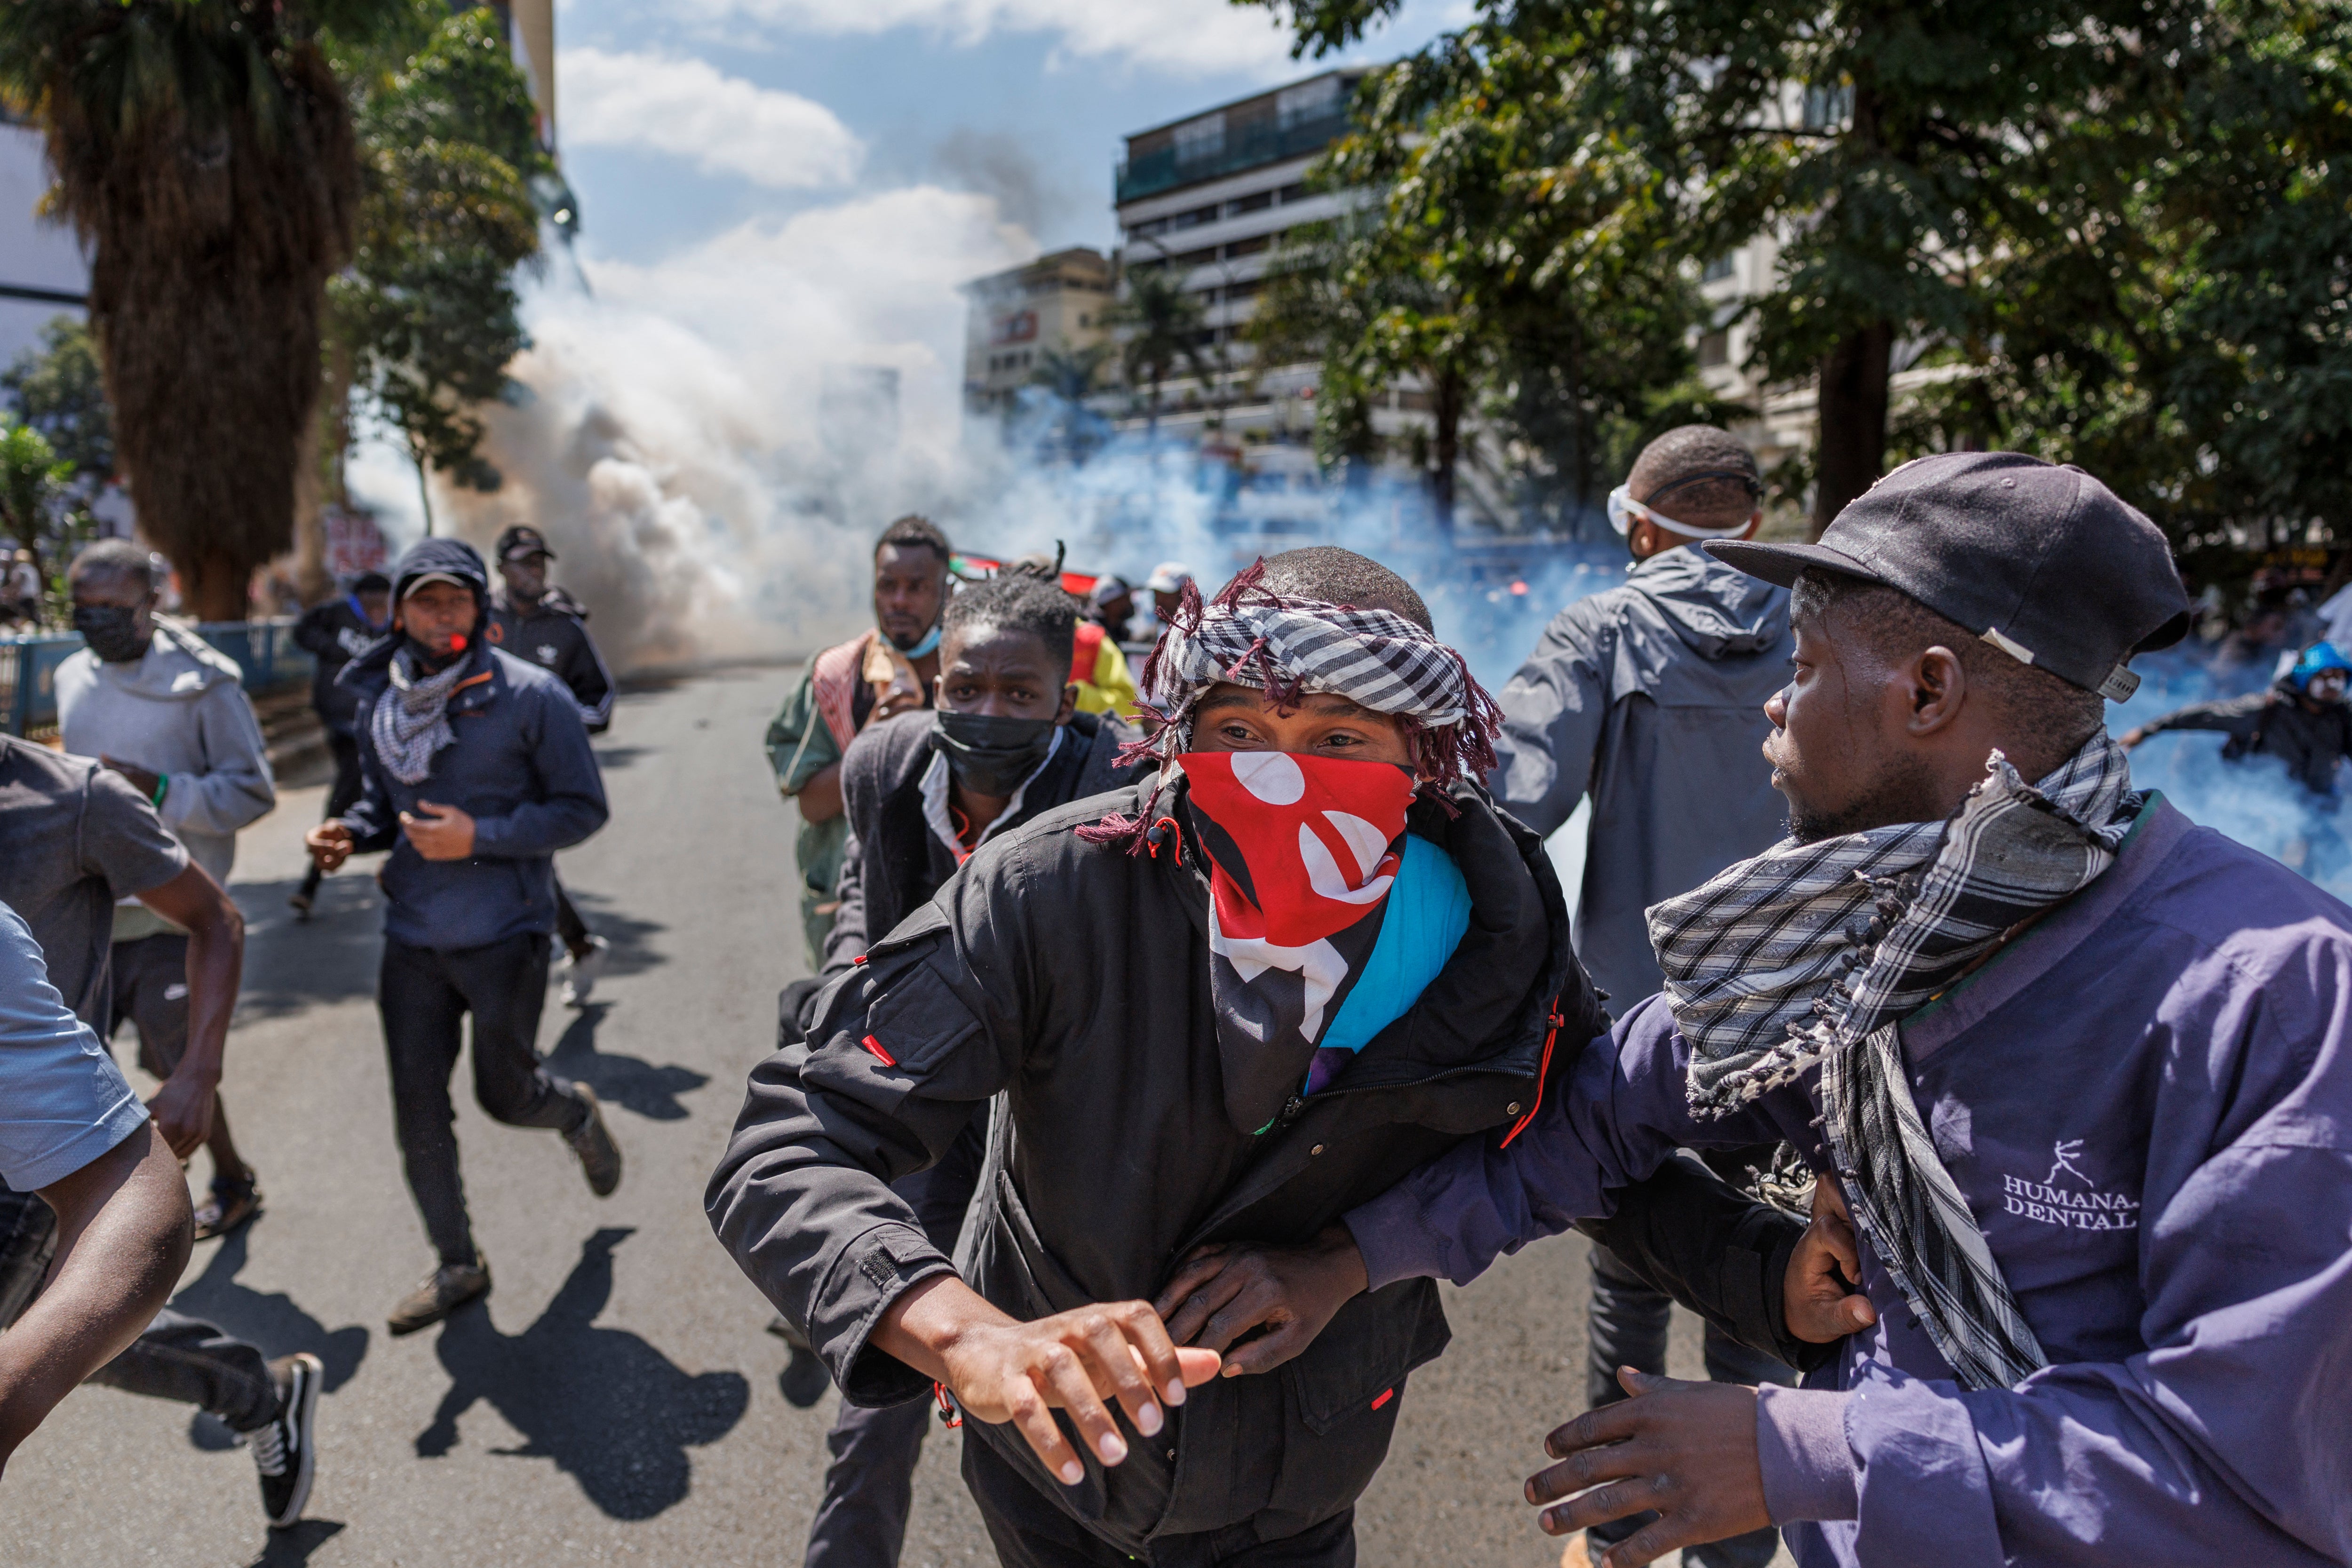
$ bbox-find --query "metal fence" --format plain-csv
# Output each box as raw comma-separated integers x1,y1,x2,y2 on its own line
0,617,313,739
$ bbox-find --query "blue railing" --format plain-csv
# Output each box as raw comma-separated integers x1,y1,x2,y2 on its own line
1115,110,1354,204
0,616,313,738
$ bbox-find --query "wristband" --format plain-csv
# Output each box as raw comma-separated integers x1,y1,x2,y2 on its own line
150,774,168,808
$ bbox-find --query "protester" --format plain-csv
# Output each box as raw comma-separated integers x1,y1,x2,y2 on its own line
5,548,39,627
287,570,392,919
61,539,276,1239
484,525,618,1006
712,547,1608,1567
0,900,198,1478
0,735,324,1522
764,516,952,969
305,538,619,1335
1171,454,2352,1568
776,570,1145,1568
1083,575,1136,641
1141,560,1193,637
2121,638,2352,795
1001,555,1139,719
1487,425,1793,1568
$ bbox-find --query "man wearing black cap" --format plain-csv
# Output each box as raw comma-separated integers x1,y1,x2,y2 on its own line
288,571,391,918
305,538,621,1334
1173,454,2352,1567
485,525,617,1005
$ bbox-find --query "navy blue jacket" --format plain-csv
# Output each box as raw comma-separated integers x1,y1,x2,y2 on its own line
339,639,608,950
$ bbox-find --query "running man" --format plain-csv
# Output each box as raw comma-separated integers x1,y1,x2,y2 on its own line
484,524,618,1006
306,538,620,1334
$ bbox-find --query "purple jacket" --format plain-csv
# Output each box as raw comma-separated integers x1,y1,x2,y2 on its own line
1346,797,2352,1566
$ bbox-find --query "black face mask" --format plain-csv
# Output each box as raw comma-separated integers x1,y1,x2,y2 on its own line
72,603,151,663
930,711,1058,796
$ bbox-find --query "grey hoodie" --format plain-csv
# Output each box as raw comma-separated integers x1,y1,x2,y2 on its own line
56,619,275,941
1488,546,1792,1007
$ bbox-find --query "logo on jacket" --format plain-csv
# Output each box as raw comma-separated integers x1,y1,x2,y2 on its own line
536,644,558,664
2002,1139,2139,1232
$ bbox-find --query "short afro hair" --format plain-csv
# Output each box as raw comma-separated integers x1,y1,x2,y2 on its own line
1257,546,1432,631
1627,425,1764,532
69,538,165,593
875,513,952,568
942,572,1076,662
1792,567,2107,758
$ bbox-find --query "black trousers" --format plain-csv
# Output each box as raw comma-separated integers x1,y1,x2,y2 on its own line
554,881,593,953
803,1113,988,1568
963,1434,1356,1568
379,933,584,1266
297,732,366,902
1583,1243,1788,1568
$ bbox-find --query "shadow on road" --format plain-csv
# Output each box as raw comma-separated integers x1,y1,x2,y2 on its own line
546,1003,708,1121
548,888,667,981
590,745,652,772
174,1230,371,1450
416,1227,749,1520
246,1520,345,1565
230,873,384,1018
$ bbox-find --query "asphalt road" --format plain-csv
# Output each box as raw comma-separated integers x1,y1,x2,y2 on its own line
0,670,1785,1568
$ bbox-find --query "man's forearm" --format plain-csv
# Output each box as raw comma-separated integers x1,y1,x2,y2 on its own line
795,763,844,823
175,906,244,1087
0,1128,192,1465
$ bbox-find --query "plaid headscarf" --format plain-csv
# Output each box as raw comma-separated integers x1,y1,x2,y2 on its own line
1651,730,2139,1390
1081,562,1502,852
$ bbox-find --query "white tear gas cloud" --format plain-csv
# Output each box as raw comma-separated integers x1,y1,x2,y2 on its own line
664,0,1300,75
558,48,865,190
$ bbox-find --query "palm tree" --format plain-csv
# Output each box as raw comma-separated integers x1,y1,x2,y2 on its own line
1105,264,1208,438
0,1,380,621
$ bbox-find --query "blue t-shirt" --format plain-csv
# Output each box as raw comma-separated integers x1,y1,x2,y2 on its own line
1307,834,1472,1091
0,899,149,1192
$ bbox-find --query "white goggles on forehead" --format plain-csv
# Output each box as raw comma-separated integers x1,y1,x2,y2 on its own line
1606,484,1761,541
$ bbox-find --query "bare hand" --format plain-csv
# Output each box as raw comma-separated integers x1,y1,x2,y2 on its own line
145,1072,219,1160
101,755,162,802
400,800,476,861
1152,1225,1368,1377
305,820,355,873
1526,1369,1770,1566
1786,1179,1878,1343
931,1297,1219,1484
2118,727,2146,749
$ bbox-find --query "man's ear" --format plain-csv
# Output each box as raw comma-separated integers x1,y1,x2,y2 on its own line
1057,683,1078,725
1906,646,1970,736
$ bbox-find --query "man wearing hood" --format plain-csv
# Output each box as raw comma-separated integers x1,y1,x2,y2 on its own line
2121,639,2352,795
1486,426,1795,1568
60,539,277,1240
484,524,619,1006
712,547,1605,1567
778,570,1145,1568
766,516,953,969
304,538,620,1335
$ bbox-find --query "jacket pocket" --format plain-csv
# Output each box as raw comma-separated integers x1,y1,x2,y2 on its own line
1283,1277,1450,1436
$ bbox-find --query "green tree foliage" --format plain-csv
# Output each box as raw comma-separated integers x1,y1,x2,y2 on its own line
0,417,84,626
0,0,385,619
326,2,545,531
1105,265,1208,435
0,315,114,483
1248,0,2352,559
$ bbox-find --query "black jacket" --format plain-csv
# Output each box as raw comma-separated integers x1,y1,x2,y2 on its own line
292,597,390,735
821,708,1144,977
709,777,1600,1554
2138,677,2352,795
485,587,614,732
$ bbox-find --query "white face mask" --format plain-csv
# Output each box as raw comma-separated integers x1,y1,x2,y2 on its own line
1606,484,1760,541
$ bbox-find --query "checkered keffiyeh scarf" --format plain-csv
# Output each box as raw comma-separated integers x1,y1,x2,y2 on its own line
372,648,470,786
1651,731,2139,1390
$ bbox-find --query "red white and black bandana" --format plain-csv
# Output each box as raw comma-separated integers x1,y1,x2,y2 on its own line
1182,749,1415,1131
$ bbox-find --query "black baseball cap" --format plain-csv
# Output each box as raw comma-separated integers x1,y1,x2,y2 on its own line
496,524,555,562
1708,452,2192,700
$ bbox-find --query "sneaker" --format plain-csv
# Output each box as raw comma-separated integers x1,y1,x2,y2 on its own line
766,1314,829,1408
560,935,610,1007
387,1257,491,1336
287,890,313,921
246,1352,321,1528
564,1084,622,1197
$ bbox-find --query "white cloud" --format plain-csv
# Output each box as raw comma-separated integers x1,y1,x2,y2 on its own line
669,0,1299,76
558,47,864,188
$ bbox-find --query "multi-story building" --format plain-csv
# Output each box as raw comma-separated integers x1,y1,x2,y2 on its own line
960,247,1114,424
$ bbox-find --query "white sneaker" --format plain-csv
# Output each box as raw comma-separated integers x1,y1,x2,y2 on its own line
561,935,610,1008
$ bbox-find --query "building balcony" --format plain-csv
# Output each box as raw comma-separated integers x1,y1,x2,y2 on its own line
1116,110,1353,204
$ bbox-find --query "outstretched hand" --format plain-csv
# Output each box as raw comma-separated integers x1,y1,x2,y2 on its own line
1786,1179,1877,1344
1152,1224,1367,1377
1525,1369,1770,1567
